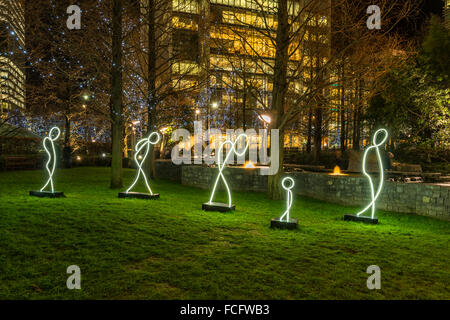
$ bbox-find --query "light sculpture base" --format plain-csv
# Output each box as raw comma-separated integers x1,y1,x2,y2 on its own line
270,218,298,230
202,202,235,212
30,190,65,198
344,214,378,224
118,192,160,200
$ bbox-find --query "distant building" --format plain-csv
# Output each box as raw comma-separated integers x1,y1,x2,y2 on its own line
0,0,25,113
140,0,331,147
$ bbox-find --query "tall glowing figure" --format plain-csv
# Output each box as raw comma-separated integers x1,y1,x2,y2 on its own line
118,132,161,199
30,127,65,198
344,128,388,224
202,133,249,212
271,177,298,229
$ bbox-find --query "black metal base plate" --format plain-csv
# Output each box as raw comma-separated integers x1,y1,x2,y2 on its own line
270,218,298,230
118,192,160,199
202,202,235,212
29,191,65,198
344,214,378,224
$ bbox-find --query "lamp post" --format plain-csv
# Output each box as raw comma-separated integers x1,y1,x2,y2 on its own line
195,108,200,122
258,114,272,162
211,102,218,128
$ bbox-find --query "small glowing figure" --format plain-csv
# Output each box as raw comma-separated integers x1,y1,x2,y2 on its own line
40,127,61,193
125,132,160,195
356,128,388,219
279,177,295,222
270,176,298,229
208,133,249,208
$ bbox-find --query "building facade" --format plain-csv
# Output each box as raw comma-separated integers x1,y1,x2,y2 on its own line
0,0,25,114
142,0,331,140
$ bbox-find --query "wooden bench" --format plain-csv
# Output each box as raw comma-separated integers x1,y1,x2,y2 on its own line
4,156,37,170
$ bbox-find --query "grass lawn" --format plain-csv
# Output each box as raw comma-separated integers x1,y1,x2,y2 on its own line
0,167,449,300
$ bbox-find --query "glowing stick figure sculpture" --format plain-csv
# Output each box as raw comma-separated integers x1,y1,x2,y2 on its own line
119,132,161,199
30,127,65,198
279,177,294,222
271,177,298,229
345,128,388,224
202,133,249,212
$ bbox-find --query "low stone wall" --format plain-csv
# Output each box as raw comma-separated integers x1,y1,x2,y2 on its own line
291,172,450,221
155,161,450,220
181,165,267,192
155,160,181,182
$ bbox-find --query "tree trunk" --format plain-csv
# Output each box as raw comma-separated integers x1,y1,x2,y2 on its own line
267,0,289,200
353,79,362,150
147,0,157,179
198,0,210,128
313,106,322,162
340,63,346,152
63,113,72,168
110,0,123,189
306,107,312,153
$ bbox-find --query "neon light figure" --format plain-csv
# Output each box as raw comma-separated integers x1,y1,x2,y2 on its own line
270,177,298,229
41,127,61,192
202,133,249,211
345,128,388,224
279,177,294,222
119,132,160,199
30,127,65,198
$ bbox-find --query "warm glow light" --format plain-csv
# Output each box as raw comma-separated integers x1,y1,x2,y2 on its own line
125,132,160,195
40,127,61,193
208,134,249,208
258,114,271,124
160,127,169,133
195,109,200,114
356,129,388,219
211,102,218,109
279,177,295,222
243,160,256,169
76,156,81,161
330,165,347,176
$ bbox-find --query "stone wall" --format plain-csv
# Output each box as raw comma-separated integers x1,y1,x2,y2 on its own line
155,160,181,182
155,161,450,220
181,165,267,192
291,172,450,220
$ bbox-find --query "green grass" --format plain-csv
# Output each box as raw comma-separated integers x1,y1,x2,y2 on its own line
0,167,449,300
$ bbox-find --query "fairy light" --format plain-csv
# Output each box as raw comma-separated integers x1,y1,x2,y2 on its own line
279,177,294,222
356,129,388,219
125,132,160,195
40,127,61,193
208,133,249,208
